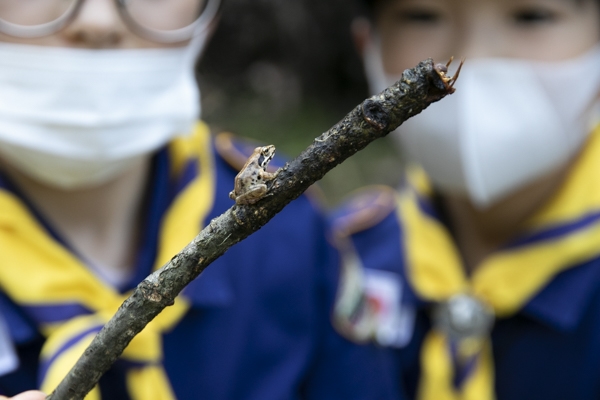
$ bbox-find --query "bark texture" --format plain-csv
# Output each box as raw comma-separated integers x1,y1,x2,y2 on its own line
47,58,456,400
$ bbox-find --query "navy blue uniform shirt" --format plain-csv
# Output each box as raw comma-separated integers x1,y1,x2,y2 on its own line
0,126,399,399
331,183,600,400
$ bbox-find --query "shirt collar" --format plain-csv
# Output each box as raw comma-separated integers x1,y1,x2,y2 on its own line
0,121,234,312
403,125,600,331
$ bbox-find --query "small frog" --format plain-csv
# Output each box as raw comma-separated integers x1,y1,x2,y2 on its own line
229,145,279,205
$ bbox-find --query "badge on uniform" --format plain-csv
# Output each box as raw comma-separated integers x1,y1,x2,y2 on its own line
0,312,18,376
333,249,414,348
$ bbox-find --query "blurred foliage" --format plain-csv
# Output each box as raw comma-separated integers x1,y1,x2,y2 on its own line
197,0,403,207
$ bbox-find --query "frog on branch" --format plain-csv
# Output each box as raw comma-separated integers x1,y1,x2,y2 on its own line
229,145,279,205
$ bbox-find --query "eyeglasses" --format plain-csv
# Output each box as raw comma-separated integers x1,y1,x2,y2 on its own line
0,0,221,43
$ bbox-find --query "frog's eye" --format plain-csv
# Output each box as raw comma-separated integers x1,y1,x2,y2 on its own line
261,147,274,159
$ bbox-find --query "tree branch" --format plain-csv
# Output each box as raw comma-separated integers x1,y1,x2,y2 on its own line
46,58,457,400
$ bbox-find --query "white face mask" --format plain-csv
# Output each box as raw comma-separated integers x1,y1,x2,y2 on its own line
0,36,206,189
364,40,600,208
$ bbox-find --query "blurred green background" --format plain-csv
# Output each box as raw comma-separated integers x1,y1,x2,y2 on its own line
197,0,404,207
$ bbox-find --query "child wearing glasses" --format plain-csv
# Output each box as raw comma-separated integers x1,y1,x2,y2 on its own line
0,1,397,399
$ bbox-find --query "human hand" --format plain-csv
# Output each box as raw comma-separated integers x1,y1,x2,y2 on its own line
0,391,46,400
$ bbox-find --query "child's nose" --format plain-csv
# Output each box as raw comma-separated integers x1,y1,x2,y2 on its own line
60,0,127,48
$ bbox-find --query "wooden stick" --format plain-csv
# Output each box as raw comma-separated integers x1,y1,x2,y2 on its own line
47,58,459,400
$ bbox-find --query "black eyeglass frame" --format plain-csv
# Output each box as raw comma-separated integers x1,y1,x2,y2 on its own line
0,0,221,43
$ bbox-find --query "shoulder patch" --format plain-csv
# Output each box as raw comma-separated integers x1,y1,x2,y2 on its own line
331,185,398,239
214,132,280,173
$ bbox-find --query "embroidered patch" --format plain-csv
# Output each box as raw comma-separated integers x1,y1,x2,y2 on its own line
333,250,414,348
364,269,415,347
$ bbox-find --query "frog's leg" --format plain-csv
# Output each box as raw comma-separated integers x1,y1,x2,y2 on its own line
235,184,268,205
260,170,279,181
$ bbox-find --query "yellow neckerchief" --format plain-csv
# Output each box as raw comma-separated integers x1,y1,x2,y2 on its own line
397,125,600,400
0,122,215,399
